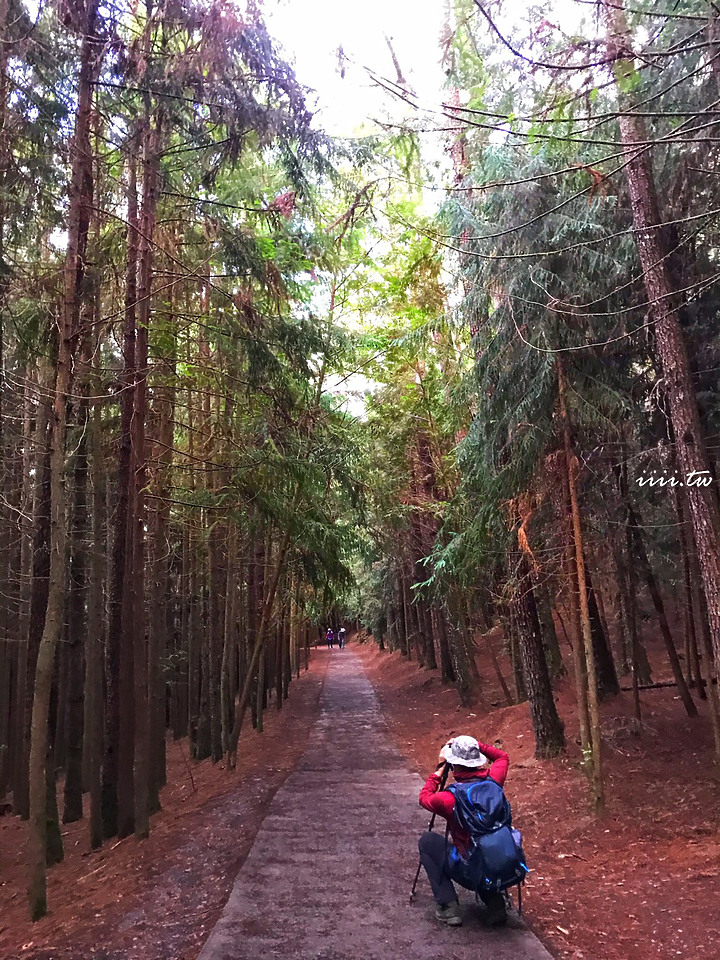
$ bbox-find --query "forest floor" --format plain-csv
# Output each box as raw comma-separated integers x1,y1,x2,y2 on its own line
354,632,720,960
194,647,551,960
2,632,719,960
0,653,328,960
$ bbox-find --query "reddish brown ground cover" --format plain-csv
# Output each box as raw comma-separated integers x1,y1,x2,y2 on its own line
0,654,328,960
354,633,720,960
2,633,718,960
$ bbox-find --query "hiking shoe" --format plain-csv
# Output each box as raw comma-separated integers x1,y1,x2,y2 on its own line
435,901,463,926
483,892,507,926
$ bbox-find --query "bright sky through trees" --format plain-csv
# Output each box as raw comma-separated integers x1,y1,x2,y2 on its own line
264,0,586,137
265,0,452,418
265,0,447,136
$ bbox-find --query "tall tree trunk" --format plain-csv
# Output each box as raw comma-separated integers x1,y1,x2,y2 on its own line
133,99,161,840
196,531,212,760
28,1,99,917
189,519,203,756
228,487,301,767
0,350,12,802
283,597,292,700
402,566,422,663
44,726,63,868
557,357,603,813
186,385,201,754
148,307,175,811
179,523,191,740
610,542,631,677
627,504,697,718
447,594,480,705
117,156,139,838
506,604,527,703
605,0,720,689
255,640,265,733
486,627,513,707
585,569,620,700
685,498,720,758
85,347,105,850
0,506,11,801
11,374,34,807
393,569,408,656
419,597,437,669
434,607,456,684
533,580,565,679
54,644,68,775
674,487,704,695
616,453,652,713
104,150,138,841
275,580,286,709
460,599,482,683
615,538,642,721
63,354,91,824
17,366,52,820
208,512,225,761
220,524,237,753
0,0,10,805
513,555,566,758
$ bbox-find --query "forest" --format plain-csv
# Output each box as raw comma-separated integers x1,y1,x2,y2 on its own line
0,0,719,957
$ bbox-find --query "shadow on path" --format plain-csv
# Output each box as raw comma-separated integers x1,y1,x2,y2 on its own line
197,648,553,960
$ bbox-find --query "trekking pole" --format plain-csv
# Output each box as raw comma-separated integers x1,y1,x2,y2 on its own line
409,761,450,904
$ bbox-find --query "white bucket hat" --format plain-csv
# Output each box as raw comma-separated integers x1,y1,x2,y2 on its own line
442,735,488,768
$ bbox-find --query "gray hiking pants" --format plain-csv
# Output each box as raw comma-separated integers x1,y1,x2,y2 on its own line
418,830,503,909
418,831,457,905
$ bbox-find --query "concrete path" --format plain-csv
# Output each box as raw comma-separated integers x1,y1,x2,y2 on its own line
197,649,554,960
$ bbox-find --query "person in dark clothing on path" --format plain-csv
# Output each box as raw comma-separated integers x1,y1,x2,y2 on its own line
338,626,346,648
326,628,334,648
418,735,510,928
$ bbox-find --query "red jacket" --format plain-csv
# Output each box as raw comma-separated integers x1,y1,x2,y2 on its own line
418,742,510,855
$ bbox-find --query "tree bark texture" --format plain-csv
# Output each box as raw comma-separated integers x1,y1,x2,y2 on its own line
513,555,566,759
28,1,99,917
558,357,603,812
605,0,720,693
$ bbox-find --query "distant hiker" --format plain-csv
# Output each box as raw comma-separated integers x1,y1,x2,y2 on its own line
326,628,334,648
338,626,346,648
418,735,517,928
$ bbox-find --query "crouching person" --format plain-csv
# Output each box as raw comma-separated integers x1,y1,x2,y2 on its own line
418,735,512,928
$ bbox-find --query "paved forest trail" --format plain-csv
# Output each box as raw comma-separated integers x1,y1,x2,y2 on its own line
198,648,553,960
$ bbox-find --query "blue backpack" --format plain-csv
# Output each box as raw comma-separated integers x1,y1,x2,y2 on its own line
446,777,528,896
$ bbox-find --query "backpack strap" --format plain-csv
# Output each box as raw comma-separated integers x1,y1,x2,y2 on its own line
450,776,513,833
448,772,498,789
